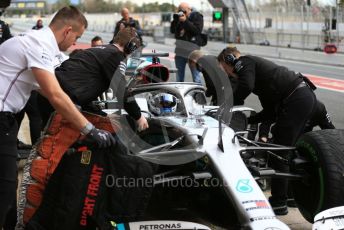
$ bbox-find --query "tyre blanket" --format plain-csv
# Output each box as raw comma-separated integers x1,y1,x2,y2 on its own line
17,112,154,229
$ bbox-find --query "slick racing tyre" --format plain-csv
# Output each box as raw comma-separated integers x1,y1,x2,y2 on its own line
292,129,344,222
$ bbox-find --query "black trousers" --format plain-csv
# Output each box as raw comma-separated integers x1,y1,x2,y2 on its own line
304,100,335,132
0,112,18,229
16,91,42,145
36,93,54,130
270,86,316,202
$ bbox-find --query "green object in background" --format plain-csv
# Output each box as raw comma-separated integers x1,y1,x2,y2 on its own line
213,11,222,22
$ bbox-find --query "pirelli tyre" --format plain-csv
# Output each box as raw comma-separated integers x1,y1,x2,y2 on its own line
292,129,344,223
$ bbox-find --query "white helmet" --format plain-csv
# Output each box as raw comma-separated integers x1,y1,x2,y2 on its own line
148,93,178,115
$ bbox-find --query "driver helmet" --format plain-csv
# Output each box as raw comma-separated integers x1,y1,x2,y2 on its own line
148,93,177,115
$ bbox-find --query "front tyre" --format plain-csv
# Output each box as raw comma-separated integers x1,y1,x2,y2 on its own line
292,129,344,222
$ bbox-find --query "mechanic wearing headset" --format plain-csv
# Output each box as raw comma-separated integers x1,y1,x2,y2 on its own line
217,47,317,215
0,6,118,229
38,27,149,131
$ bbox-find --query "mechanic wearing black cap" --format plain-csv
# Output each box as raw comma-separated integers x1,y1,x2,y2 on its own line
38,27,149,132
0,6,118,229
217,47,317,215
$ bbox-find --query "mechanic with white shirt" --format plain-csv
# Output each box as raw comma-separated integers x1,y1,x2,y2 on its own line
0,6,116,228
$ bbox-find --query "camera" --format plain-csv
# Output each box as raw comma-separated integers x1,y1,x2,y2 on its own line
120,21,136,28
177,11,185,17
173,10,186,20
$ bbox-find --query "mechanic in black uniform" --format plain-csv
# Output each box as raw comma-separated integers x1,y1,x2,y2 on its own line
255,99,335,143
304,100,335,132
188,50,236,106
217,47,317,215
38,27,149,131
188,50,218,104
0,10,12,45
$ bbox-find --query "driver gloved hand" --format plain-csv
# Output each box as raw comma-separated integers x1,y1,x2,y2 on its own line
87,127,116,148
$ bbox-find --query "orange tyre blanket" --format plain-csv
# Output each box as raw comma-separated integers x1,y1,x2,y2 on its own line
17,112,118,229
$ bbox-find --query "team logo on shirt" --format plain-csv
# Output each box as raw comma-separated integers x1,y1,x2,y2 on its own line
41,49,52,64
234,60,243,73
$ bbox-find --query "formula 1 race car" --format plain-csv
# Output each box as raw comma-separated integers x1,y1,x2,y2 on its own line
112,53,344,229
18,52,344,230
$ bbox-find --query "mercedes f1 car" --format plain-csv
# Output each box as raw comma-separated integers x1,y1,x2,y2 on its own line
18,52,344,230
114,53,344,229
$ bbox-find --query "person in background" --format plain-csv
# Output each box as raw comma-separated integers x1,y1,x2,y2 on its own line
32,19,43,30
0,10,12,45
91,35,103,47
112,8,142,44
170,2,204,83
217,46,317,216
0,6,116,229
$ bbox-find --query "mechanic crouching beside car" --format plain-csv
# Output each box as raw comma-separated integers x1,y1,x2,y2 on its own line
188,50,221,105
217,47,317,215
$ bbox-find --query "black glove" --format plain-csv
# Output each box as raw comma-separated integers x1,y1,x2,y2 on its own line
87,127,116,148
